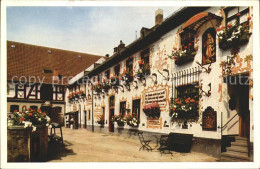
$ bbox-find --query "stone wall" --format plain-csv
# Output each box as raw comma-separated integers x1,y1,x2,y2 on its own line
7,126,48,162
8,126,31,162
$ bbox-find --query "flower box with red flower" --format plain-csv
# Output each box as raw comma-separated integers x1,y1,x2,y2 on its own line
97,115,105,125
121,69,133,84
125,113,139,127
110,76,119,86
169,96,199,124
135,62,150,80
218,20,252,50
168,48,196,66
143,102,161,119
101,81,111,92
93,83,102,93
111,114,125,126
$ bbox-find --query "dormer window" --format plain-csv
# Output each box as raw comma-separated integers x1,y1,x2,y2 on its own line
225,7,249,26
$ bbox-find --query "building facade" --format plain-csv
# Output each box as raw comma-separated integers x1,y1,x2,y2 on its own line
7,41,104,125
66,7,254,159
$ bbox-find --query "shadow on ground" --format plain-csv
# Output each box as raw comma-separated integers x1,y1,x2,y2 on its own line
47,140,76,161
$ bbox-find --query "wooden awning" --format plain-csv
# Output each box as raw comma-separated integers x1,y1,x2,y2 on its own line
182,12,222,31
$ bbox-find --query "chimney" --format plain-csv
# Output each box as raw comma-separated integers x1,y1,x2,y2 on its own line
155,9,163,25
114,40,126,54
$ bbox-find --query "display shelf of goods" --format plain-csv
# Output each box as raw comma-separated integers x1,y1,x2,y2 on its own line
143,102,161,119
112,114,125,126
218,20,251,50
168,48,196,65
97,115,105,125
110,76,119,86
169,96,199,123
125,113,139,127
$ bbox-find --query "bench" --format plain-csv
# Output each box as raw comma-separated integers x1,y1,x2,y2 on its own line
159,132,193,154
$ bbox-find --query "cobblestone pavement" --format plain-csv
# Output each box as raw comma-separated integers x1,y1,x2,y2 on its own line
47,127,217,162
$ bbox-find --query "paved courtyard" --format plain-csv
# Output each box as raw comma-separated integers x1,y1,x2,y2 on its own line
47,127,217,162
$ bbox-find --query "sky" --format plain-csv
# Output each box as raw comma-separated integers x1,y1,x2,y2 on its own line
7,6,179,56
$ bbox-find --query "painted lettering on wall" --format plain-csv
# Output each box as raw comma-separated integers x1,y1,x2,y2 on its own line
146,118,162,129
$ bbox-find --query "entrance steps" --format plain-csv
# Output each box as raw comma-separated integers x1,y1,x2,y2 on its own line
220,136,250,162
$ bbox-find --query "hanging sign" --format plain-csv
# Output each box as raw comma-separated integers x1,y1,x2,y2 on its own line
94,108,102,117
146,118,162,129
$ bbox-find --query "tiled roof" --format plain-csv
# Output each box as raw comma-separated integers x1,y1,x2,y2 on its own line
7,41,104,85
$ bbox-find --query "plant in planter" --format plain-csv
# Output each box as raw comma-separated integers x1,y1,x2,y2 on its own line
169,96,199,124
77,90,86,97
110,75,119,86
168,47,196,65
111,114,125,126
121,68,133,84
93,83,102,93
10,109,50,131
135,59,150,79
143,102,161,119
125,113,139,127
217,19,251,50
101,81,111,92
97,115,105,125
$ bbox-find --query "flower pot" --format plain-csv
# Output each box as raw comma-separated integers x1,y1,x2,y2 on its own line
175,52,196,65
117,121,125,126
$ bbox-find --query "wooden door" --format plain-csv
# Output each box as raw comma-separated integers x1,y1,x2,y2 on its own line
109,109,114,132
84,110,87,129
238,83,250,137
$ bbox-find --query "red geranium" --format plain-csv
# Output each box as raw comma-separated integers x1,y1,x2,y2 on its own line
248,16,251,20
184,46,187,49
29,113,33,116
236,13,241,16
227,23,232,28
19,117,24,122
172,107,176,111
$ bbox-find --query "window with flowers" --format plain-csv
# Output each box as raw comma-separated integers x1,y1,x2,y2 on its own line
168,31,196,65
125,57,134,82
169,84,199,123
218,7,251,50
136,49,150,78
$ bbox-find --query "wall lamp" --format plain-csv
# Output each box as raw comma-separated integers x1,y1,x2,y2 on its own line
196,61,212,74
195,83,211,98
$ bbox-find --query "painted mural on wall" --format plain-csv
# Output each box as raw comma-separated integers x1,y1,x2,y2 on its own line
202,28,216,65
142,84,169,111
146,117,162,129
202,106,217,131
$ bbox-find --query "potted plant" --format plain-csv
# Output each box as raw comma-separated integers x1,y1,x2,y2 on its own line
101,81,111,92
121,68,133,84
97,115,105,125
143,102,161,119
135,59,150,79
169,96,199,124
8,108,51,162
168,47,196,65
93,83,102,93
217,18,252,50
111,114,125,126
125,113,139,127
110,75,119,86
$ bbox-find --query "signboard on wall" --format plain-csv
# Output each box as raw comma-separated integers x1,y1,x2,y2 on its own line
146,118,162,129
73,104,77,111
94,108,102,117
142,84,169,110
